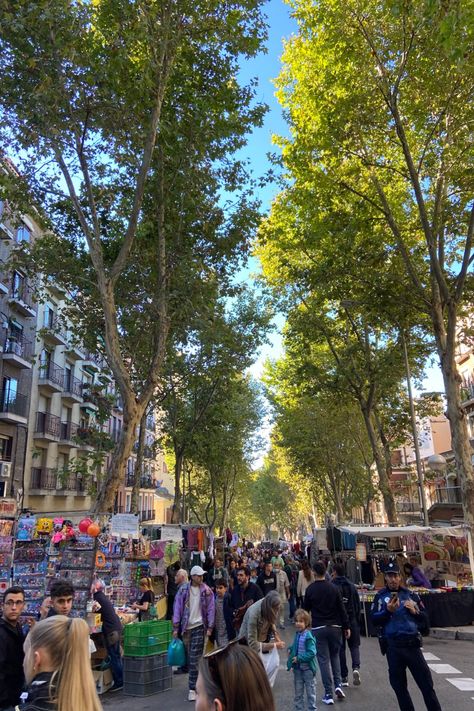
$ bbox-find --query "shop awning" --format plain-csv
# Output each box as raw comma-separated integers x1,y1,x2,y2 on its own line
338,524,467,537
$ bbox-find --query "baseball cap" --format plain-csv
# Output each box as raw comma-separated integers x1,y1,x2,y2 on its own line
385,562,400,574
190,565,205,576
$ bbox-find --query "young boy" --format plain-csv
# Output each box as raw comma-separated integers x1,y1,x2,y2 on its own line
287,608,317,711
214,578,235,648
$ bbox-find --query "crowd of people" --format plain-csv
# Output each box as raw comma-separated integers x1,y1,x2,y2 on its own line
0,543,442,711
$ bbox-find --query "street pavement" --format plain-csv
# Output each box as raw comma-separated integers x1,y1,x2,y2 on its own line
103,629,474,710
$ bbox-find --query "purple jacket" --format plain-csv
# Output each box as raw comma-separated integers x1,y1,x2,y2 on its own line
172,582,215,634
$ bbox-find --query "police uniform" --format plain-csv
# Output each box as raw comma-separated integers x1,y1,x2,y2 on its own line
370,562,441,711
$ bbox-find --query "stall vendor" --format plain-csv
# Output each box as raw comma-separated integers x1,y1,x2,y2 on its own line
91,579,123,692
403,562,432,589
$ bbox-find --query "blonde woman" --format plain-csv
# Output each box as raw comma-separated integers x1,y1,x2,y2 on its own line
21,615,102,711
132,577,155,621
296,560,315,607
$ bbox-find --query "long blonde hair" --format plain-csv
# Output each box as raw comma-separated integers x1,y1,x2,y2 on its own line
139,577,153,590
25,615,102,711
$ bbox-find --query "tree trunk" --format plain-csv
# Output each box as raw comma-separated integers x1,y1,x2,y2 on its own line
171,450,183,523
361,407,398,523
130,412,147,514
432,299,474,525
93,401,142,513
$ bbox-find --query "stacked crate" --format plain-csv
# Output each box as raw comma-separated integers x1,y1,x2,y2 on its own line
123,620,173,696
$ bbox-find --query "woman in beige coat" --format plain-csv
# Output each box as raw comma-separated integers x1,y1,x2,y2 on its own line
296,559,315,606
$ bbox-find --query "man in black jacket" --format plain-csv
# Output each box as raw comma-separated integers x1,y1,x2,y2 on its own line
92,579,123,691
257,561,277,597
304,561,350,706
231,566,263,632
0,586,26,710
332,562,361,687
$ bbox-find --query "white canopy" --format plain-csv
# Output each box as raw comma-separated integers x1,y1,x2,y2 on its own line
338,525,467,537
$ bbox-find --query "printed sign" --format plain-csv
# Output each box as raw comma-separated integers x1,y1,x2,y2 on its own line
0,498,16,517
110,513,139,538
420,532,472,583
356,542,367,562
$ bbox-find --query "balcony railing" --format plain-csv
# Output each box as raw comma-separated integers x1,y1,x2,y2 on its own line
43,313,67,340
433,486,462,504
39,360,64,388
35,411,60,438
0,390,28,417
125,473,156,489
60,421,79,441
10,280,36,311
139,509,154,522
63,373,82,397
30,467,84,492
4,333,33,360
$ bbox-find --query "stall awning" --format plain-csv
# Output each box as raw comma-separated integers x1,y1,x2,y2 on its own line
338,525,467,537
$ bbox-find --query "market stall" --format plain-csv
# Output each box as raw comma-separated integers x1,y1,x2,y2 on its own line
338,524,474,634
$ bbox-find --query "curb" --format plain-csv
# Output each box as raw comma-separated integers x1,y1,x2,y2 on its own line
431,627,474,642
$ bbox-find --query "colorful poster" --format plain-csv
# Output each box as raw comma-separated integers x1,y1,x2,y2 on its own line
420,532,472,583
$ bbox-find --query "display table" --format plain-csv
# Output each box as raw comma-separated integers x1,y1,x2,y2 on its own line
360,589,474,636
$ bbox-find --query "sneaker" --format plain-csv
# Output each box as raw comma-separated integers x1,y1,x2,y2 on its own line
109,684,123,693
341,678,349,687
174,667,189,675
335,686,346,700
188,690,197,702
353,669,361,686
322,694,335,705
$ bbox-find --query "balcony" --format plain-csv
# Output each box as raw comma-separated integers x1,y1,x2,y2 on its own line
30,467,85,494
59,421,79,447
8,282,36,317
38,360,64,394
139,509,154,523
433,486,462,504
428,485,463,522
45,276,67,299
0,390,28,424
42,314,68,346
62,374,83,404
146,415,155,431
74,425,97,451
110,428,121,443
34,411,60,442
0,260,9,295
82,350,107,373
2,333,33,369
64,342,85,361
125,473,156,489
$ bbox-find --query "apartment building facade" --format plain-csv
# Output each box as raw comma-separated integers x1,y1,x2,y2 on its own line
0,194,172,521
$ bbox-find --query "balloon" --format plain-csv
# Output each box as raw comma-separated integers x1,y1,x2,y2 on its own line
87,522,101,537
79,518,92,534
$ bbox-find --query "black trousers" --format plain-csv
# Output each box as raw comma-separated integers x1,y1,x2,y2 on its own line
386,645,442,711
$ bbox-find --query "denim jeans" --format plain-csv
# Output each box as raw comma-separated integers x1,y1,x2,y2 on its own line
105,633,123,687
313,626,342,696
294,667,317,711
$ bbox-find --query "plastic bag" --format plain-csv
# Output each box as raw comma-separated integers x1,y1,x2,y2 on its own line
167,638,186,667
259,645,280,687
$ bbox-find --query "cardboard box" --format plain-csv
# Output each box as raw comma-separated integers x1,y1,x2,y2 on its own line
92,668,113,695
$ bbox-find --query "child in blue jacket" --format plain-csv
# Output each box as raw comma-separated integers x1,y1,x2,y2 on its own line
287,608,317,711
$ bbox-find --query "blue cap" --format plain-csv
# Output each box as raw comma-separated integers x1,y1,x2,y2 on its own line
385,562,400,574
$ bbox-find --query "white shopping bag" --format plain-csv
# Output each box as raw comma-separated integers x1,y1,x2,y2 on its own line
259,645,280,687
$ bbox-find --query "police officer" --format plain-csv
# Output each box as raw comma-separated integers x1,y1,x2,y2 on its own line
370,561,441,711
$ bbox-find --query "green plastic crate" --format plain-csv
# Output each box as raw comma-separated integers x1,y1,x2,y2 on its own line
124,621,172,657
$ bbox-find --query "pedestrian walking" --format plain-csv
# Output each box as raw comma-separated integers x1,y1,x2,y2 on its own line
20,615,102,711
296,560,315,608
274,560,290,628
0,586,25,711
257,561,277,597
370,561,441,711
173,569,189,676
196,640,275,711
331,562,361,686
39,579,74,619
172,565,215,702
304,561,350,705
213,578,235,648
287,609,317,711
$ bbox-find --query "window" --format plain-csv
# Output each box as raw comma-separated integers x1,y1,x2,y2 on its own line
44,304,55,328
0,436,12,461
3,376,18,404
0,482,5,497
16,223,31,243
12,271,25,300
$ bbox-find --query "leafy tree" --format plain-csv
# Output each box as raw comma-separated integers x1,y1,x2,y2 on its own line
271,0,474,522
0,0,267,511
